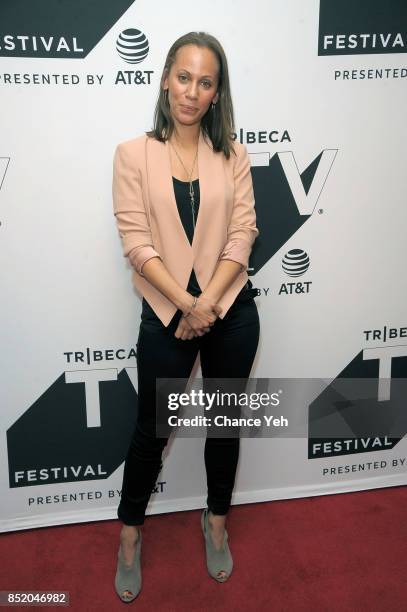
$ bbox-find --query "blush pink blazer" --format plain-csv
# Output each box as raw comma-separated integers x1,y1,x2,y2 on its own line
112,130,259,327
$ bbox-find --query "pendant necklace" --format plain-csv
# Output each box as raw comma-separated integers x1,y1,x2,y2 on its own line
170,139,198,229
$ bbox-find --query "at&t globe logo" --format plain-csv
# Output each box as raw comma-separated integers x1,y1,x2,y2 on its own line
116,29,149,64
282,249,310,277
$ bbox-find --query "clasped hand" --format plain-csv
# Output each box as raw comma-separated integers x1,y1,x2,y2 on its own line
174,295,222,340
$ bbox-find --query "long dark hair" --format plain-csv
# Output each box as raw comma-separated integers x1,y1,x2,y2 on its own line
147,32,235,159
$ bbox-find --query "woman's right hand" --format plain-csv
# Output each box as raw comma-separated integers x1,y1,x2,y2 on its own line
183,294,222,335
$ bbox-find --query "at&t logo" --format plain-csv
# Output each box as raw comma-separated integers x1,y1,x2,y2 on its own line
115,28,153,85
116,28,149,64
279,249,312,295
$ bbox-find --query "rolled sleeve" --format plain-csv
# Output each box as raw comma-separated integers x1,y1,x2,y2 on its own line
112,143,161,277
219,143,259,271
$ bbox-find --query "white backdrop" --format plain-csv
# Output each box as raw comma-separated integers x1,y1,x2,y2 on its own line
1,0,406,531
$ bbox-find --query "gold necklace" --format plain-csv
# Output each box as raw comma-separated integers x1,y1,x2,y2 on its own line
170,139,198,229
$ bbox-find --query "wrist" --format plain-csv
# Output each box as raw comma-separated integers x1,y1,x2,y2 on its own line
175,292,194,315
199,290,221,304
182,295,198,318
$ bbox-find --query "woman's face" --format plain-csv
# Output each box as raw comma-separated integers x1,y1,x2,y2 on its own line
163,44,220,129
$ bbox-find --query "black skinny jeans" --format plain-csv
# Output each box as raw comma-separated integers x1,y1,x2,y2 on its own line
117,285,260,526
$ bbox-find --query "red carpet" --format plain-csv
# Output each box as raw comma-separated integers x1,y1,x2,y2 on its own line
0,486,406,611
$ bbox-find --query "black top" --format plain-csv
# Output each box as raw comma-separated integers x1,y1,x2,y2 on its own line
172,176,201,295
171,176,257,303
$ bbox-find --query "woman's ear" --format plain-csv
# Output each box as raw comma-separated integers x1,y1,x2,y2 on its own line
213,92,219,104
162,69,169,91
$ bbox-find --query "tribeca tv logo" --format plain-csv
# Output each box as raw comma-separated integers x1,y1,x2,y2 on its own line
318,0,407,56
7,367,138,488
308,335,407,459
248,147,337,275
0,0,136,58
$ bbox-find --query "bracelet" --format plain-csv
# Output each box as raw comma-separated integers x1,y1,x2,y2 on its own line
182,296,197,318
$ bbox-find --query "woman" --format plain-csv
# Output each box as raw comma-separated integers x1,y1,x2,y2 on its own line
112,31,260,602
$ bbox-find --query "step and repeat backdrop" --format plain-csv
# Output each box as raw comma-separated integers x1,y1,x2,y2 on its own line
1,0,406,531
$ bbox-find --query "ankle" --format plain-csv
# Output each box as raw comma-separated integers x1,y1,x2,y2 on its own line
120,525,140,543
208,510,226,530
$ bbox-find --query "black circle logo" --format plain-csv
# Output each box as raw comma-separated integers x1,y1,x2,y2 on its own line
282,249,310,277
116,29,149,64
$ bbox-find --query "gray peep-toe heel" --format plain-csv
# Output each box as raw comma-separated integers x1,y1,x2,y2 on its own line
201,508,233,582
115,531,142,603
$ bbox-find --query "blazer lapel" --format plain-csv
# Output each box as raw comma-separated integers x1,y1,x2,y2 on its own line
192,131,224,255
146,135,191,250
